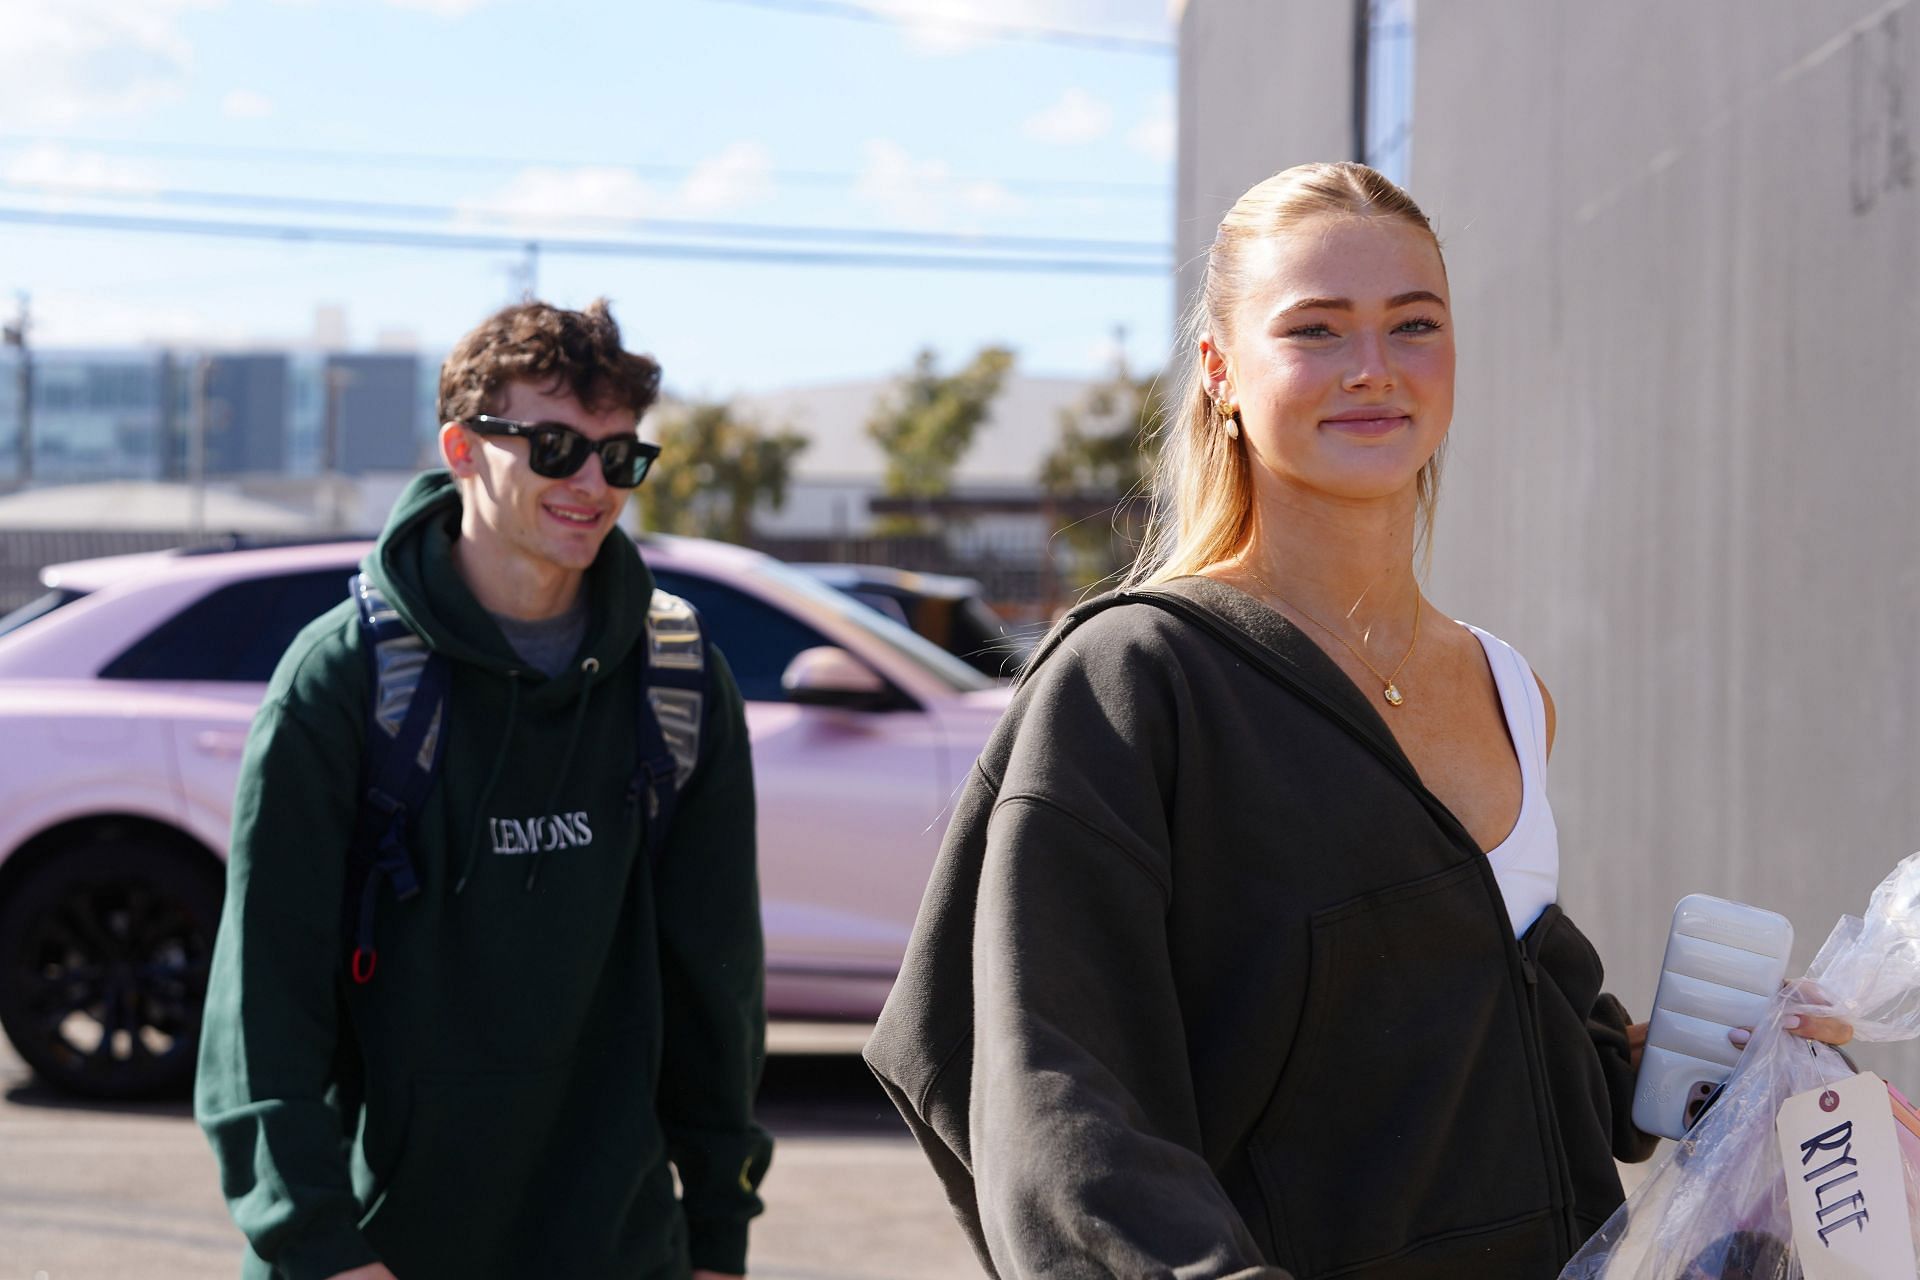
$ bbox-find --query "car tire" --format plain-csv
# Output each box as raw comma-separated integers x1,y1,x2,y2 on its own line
0,837,224,1100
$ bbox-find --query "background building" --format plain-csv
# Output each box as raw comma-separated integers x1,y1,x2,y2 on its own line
1178,1,1920,1077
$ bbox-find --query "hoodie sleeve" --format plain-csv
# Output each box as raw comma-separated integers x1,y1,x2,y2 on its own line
194,629,383,1280
653,645,773,1275
969,626,1291,1280
1588,992,1660,1163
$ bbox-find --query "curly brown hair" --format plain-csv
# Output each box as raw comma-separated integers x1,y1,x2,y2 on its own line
438,298,662,425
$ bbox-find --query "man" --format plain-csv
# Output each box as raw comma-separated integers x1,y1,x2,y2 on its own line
196,299,771,1279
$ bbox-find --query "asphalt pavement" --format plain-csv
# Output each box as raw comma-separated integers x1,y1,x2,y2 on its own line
0,1022,980,1280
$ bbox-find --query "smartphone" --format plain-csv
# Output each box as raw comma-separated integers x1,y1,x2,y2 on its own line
1631,894,1794,1141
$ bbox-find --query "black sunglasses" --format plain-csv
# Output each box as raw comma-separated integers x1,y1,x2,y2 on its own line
463,416,660,488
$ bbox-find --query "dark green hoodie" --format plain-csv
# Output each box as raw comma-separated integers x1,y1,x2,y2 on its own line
196,472,771,1279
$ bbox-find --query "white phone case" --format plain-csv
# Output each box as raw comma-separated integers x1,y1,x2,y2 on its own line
1630,894,1794,1141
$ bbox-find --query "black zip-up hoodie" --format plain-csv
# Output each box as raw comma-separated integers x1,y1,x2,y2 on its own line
866,578,1654,1279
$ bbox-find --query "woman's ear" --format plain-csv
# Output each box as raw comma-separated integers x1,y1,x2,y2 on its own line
1198,335,1233,404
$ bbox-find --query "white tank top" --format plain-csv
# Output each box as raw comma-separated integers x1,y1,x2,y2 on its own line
1462,625,1560,936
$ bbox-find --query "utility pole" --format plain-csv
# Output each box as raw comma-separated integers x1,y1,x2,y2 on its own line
3,293,30,488
322,363,356,531
189,356,211,537
498,243,539,302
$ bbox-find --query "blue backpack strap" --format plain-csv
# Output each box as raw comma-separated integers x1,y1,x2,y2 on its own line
635,588,709,863
347,572,448,984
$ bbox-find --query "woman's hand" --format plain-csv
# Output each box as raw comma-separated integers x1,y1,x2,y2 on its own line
324,1266,397,1280
1728,980,1852,1050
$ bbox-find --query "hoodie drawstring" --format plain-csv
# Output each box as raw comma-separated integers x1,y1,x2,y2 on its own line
454,674,520,895
526,656,600,891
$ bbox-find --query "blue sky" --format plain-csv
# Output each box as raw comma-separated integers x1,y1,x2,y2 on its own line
0,0,1177,398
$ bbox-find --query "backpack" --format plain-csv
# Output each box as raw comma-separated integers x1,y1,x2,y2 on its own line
342,571,709,985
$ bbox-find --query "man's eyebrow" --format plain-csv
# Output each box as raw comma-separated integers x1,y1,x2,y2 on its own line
1276,289,1448,317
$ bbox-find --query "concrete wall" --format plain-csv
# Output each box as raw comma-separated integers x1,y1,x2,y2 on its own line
330,354,426,474
1175,1,1359,315
1183,1,1920,1075
203,355,288,477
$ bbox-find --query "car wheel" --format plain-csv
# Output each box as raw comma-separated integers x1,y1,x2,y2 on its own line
0,838,223,1100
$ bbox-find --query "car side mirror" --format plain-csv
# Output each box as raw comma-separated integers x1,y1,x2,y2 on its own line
781,646,897,710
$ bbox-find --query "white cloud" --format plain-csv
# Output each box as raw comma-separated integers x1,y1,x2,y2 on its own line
380,0,490,15
852,140,1027,230
0,0,220,124
1129,91,1175,161
860,1,1170,54
960,180,1021,216
221,88,274,119
2,144,163,197
853,139,953,227
1024,88,1113,145
680,142,774,215
467,166,664,228
30,292,261,348
468,143,778,229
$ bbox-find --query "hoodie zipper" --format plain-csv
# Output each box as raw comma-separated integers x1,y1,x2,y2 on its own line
1118,589,1583,1256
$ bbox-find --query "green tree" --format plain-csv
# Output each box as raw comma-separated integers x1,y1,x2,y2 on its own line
1039,361,1168,592
635,400,809,544
1040,365,1166,497
866,346,1015,530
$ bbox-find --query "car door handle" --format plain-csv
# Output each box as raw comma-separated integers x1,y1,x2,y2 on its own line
192,729,249,759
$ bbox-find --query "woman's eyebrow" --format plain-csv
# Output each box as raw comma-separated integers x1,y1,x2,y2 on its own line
1272,289,1447,319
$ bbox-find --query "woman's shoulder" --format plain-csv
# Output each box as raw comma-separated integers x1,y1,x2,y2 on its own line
1452,618,1557,754
1013,600,1174,697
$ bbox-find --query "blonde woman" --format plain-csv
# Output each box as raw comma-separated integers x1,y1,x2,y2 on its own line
866,163,1845,1279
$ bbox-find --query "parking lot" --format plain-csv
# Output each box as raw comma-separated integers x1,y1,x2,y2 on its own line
0,1023,979,1280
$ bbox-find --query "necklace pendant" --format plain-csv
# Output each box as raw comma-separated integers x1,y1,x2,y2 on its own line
1383,683,1405,707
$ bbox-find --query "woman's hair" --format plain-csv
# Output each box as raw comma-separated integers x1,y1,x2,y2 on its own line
438,298,662,425
1126,161,1445,587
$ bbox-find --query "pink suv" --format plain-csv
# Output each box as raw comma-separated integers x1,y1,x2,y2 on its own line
0,535,1010,1097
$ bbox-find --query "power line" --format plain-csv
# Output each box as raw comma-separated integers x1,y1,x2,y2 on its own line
0,178,1168,257
0,205,1171,277
703,0,1175,55
0,133,1171,200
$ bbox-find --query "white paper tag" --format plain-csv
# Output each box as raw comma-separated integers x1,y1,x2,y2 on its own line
1775,1070,1916,1278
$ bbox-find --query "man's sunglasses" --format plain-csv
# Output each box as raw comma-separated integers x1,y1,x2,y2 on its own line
463,416,660,488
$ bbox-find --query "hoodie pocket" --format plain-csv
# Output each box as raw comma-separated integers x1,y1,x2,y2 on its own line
1246,857,1557,1277
360,1060,576,1274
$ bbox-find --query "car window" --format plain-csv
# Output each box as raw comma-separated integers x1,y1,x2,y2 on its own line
750,559,994,693
955,597,1033,679
0,588,88,640
844,588,911,628
101,569,354,683
650,569,833,704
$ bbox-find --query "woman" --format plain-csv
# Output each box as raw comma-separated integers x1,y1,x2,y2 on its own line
866,163,1845,1279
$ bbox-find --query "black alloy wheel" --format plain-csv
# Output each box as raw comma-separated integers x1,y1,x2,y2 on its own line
0,839,223,1100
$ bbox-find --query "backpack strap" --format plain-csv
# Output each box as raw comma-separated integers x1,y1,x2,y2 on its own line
634,587,709,863
346,572,448,985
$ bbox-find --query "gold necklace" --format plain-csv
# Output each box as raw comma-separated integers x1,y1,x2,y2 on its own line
1238,563,1422,707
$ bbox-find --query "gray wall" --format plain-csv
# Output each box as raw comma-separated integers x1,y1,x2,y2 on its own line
1419,2,1920,1073
1176,0,1359,316
329,354,426,475
1183,2,1920,1073
202,356,288,477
